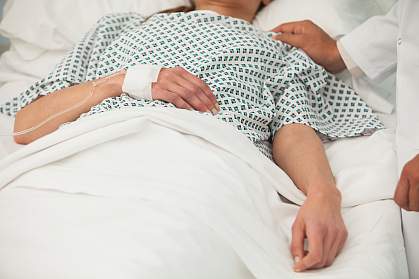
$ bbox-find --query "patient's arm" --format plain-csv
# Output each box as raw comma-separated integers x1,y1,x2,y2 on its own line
14,67,218,145
14,71,126,145
272,124,348,272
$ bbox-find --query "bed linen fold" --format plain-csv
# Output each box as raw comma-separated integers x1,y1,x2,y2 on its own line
0,107,404,279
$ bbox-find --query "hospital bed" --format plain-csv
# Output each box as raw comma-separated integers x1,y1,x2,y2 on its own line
0,0,415,278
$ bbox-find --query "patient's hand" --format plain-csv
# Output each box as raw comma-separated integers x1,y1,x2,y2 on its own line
394,154,419,211
291,189,348,272
271,21,346,74
152,67,220,114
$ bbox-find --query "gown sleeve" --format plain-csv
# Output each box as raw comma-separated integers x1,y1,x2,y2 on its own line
267,46,383,141
0,13,145,117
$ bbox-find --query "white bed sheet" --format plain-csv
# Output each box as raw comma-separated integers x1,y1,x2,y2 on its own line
0,51,408,279
0,187,405,279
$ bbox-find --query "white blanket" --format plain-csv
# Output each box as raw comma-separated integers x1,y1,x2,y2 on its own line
0,108,408,278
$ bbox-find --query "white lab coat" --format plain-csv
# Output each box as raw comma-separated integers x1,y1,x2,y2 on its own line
340,1,419,278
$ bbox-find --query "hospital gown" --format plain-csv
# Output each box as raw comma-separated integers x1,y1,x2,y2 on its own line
0,12,384,159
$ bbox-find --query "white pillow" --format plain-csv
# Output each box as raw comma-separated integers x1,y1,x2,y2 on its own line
254,0,397,38
0,0,189,53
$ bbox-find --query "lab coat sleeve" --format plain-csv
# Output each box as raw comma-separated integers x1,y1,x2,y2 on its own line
339,4,399,82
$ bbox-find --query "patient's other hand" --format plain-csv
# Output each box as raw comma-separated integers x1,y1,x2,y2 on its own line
271,21,346,74
394,154,419,212
291,188,347,272
152,67,220,114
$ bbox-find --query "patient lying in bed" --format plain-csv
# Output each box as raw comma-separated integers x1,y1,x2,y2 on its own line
0,0,383,272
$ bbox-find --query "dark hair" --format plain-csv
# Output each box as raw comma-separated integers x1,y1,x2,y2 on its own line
159,0,195,14
159,1,266,15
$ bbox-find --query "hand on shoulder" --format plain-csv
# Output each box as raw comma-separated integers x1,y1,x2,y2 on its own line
271,20,346,74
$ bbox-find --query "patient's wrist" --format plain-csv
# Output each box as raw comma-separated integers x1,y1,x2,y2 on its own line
106,70,126,96
89,71,126,106
306,182,341,201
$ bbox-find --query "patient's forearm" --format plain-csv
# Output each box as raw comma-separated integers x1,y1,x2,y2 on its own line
272,124,339,197
14,71,126,144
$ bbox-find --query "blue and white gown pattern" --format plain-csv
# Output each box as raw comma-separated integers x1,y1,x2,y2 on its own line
0,12,384,159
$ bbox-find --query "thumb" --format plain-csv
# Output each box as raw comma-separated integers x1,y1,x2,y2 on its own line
274,33,304,49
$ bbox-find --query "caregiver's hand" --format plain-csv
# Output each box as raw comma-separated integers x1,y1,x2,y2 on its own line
152,67,220,114
271,21,346,74
394,154,419,212
291,189,347,272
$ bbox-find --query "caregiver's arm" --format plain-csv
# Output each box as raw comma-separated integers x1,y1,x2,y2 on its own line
272,3,399,80
273,124,347,272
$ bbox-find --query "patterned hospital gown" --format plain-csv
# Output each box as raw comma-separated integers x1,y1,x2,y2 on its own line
0,12,383,159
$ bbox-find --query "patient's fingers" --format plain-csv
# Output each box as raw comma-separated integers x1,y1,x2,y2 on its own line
274,33,305,49
394,176,410,210
175,75,215,113
294,225,324,272
324,228,344,267
290,220,305,263
177,67,219,108
152,86,193,110
314,229,334,268
163,81,209,113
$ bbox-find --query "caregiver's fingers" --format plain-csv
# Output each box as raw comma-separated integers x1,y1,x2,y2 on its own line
294,225,324,272
271,21,306,34
290,220,306,263
394,175,410,210
408,178,419,211
274,33,305,49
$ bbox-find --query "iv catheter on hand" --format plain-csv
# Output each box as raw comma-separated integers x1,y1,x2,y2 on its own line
0,71,125,138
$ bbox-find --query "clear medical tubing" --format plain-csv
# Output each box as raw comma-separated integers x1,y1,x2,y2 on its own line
0,71,124,138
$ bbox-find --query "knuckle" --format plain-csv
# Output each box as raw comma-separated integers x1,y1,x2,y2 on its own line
184,90,195,100
160,69,170,78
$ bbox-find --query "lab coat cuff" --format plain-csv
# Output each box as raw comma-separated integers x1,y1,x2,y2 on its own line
122,64,162,100
336,40,365,78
